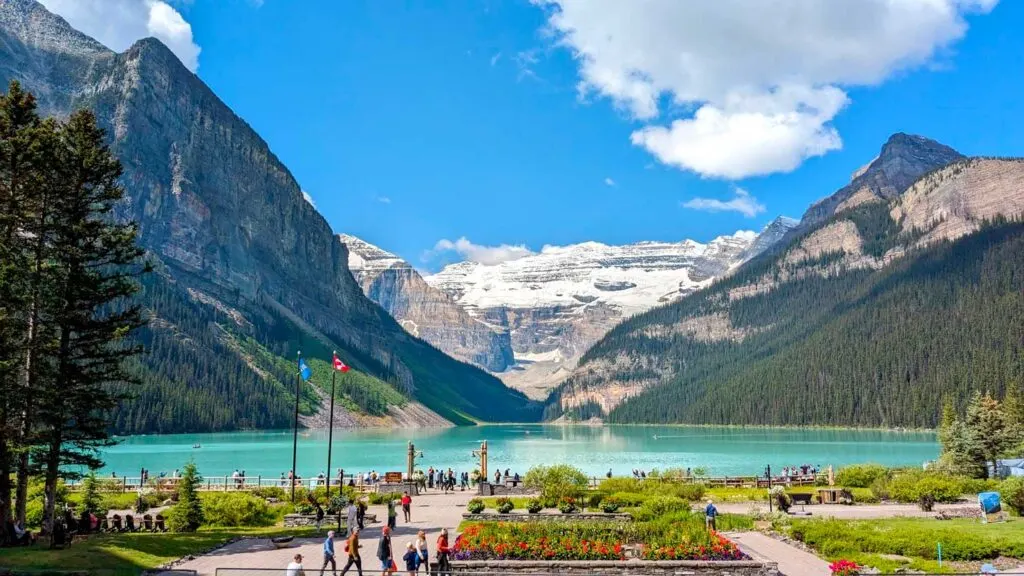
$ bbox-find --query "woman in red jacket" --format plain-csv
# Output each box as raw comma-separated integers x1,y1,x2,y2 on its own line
435,528,451,576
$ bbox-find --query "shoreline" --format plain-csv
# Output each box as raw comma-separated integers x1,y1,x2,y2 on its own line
112,421,937,440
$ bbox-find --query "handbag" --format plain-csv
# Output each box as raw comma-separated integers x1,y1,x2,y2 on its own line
388,560,397,573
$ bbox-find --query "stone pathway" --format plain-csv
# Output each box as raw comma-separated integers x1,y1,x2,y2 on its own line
162,490,474,576
729,531,831,576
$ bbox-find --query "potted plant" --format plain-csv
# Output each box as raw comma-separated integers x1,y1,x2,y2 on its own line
558,496,577,514
466,498,485,514
526,498,543,514
496,497,514,514
600,497,621,513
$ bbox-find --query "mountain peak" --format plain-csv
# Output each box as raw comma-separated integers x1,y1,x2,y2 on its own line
338,234,408,273
0,0,110,56
800,133,964,227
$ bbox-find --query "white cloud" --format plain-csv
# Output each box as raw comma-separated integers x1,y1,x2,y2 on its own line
433,237,534,265
490,52,503,67
632,85,847,179
39,0,201,71
534,0,996,178
682,188,765,218
301,190,316,208
603,177,616,187
376,196,392,204
515,50,540,81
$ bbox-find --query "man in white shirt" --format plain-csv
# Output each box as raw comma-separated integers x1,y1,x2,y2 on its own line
286,553,306,576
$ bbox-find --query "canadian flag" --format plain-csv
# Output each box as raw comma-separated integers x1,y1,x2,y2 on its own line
332,352,350,373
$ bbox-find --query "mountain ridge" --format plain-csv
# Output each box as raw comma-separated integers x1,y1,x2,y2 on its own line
0,0,540,432
546,133,1024,427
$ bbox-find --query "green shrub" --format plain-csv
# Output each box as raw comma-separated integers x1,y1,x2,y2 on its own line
610,491,647,507
959,478,1000,496
495,497,514,514
887,471,963,508
527,498,543,514
633,496,688,522
1001,476,1024,515
587,492,605,509
25,480,68,529
557,497,577,514
368,492,390,505
200,492,275,527
252,486,287,500
869,476,891,501
525,465,589,503
467,498,485,514
835,464,889,488
599,478,641,493
673,483,705,501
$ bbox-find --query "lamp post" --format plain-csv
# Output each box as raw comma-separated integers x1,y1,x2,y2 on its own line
290,352,304,503
325,353,338,499
766,464,773,514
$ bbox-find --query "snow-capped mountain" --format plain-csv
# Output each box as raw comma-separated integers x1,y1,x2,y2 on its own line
423,219,797,398
340,234,515,372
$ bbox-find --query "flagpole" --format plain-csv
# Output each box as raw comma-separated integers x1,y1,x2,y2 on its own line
326,352,337,499
291,351,301,503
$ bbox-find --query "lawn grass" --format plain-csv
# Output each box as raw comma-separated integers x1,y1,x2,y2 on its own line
704,486,877,503
0,526,318,574
790,516,1024,573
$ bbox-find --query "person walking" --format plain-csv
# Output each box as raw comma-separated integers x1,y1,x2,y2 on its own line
386,498,397,531
287,553,307,576
704,499,718,531
378,527,394,576
320,531,338,576
315,500,326,533
414,530,428,573
402,542,418,576
341,528,363,576
435,528,451,576
400,491,412,523
356,500,366,530
346,501,358,537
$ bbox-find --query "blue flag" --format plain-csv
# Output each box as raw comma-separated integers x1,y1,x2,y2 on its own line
299,358,312,381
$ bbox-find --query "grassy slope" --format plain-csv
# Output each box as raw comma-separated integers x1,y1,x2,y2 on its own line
0,526,319,574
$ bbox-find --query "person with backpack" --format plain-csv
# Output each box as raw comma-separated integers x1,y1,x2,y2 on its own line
377,526,394,576
341,527,362,576
386,498,397,530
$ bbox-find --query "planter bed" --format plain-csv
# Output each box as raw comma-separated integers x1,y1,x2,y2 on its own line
462,512,633,523
435,560,779,576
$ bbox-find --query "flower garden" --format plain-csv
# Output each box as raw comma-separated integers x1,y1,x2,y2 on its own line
453,515,747,562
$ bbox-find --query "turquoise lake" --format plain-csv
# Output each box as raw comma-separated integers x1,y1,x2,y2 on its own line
93,425,939,480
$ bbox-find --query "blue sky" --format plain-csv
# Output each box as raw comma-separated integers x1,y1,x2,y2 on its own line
42,0,1024,271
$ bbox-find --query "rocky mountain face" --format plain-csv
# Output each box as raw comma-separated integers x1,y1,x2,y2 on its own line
0,0,539,431
800,133,964,228
548,134,1024,427
340,234,515,372
423,223,795,398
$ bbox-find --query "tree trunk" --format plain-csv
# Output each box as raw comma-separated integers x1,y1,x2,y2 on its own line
0,434,12,529
15,221,46,525
41,430,62,535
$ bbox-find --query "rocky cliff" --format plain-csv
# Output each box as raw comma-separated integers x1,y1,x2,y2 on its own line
800,133,964,228
0,0,540,431
341,234,515,372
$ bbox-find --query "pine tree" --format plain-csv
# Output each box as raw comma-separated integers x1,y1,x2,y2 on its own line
169,461,204,533
34,109,147,533
962,392,1015,479
80,471,100,515
0,80,44,529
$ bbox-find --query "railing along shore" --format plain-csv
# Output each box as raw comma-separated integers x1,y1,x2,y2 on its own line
65,473,822,492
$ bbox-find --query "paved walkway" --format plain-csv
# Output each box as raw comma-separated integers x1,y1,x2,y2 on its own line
729,531,831,576
163,490,475,576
